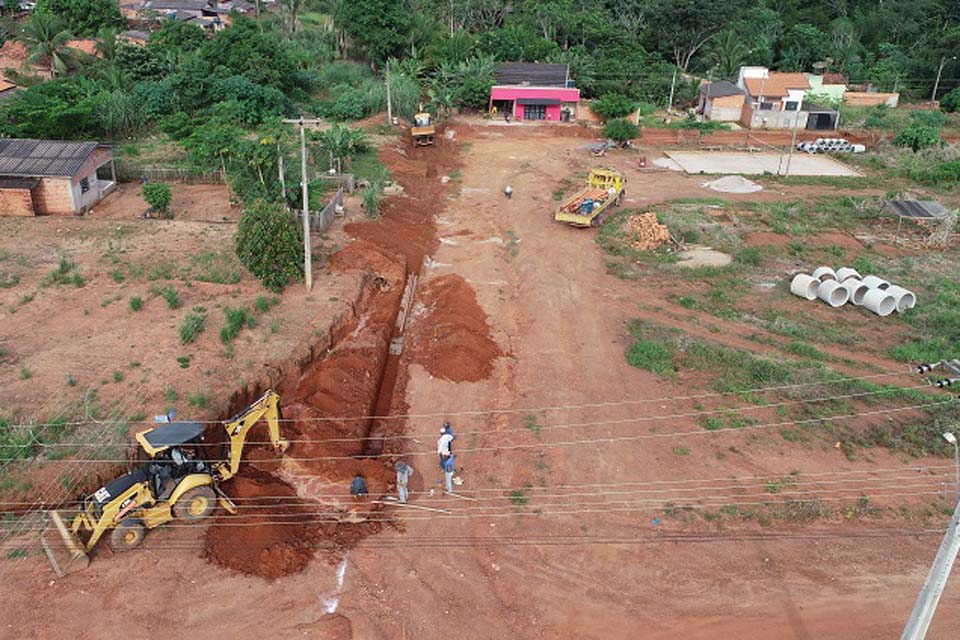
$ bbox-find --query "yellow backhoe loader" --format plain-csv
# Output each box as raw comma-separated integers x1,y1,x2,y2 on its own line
411,110,436,146
40,389,289,577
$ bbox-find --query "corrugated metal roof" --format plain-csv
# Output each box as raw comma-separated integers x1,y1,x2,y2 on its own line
0,177,39,189
0,138,100,177
701,81,745,98
495,63,569,87
884,200,952,220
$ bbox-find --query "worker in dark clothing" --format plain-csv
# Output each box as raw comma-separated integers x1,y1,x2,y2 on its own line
350,474,368,499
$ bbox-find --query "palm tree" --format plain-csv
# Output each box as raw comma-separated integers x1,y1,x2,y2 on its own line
315,124,367,173
19,12,75,78
711,31,752,80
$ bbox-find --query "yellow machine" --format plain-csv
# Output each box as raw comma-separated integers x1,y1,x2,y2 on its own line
554,168,625,227
411,109,436,146
40,390,289,577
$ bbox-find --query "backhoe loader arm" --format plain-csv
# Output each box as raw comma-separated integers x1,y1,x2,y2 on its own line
217,389,289,481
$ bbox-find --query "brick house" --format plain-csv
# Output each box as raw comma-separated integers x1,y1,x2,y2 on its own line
0,139,116,216
737,66,812,129
698,81,746,121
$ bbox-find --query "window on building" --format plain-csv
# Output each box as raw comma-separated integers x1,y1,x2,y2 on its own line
784,101,799,111
80,177,90,193
759,102,774,111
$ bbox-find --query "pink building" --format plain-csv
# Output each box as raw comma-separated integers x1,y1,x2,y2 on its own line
488,63,580,121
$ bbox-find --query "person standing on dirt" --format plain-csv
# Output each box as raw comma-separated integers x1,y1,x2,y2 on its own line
442,453,456,493
395,460,413,503
504,185,513,199
437,421,455,469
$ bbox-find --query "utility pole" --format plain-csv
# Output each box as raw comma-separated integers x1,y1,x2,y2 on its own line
931,56,957,106
667,69,678,114
282,118,324,291
783,108,802,177
386,62,393,125
899,496,960,640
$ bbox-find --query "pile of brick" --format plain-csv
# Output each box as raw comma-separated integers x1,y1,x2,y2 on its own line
626,212,670,251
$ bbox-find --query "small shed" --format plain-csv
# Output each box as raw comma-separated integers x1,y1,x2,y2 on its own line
0,139,116,216
803,100,839,130
883,199,957,246
489,63,580,122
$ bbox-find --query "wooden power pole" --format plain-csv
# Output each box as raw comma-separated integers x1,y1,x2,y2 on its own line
386,63,393,125
282,118,324,291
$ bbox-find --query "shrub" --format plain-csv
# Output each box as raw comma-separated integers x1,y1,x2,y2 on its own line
626,340,674,376
734,247,762,266
362,182,382,218
894,125,942,152
141,182,172,218
234,199,303,292
941,87,960,113
603,119,640,144
179,307,207,345
591,93,637,119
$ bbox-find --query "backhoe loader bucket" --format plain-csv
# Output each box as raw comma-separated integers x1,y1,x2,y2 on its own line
40,511,89,577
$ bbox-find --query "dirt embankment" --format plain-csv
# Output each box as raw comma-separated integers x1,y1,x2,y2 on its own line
202,129,473,580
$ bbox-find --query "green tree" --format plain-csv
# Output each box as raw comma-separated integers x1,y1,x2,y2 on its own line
644,0,752,70
591,93,637,120
710,30,752,79
116,41,168,82
34,0,123,37
141,182,172,217
19,12,76,77
941,87,960,113
0,78,100,138
148,20,207,57
603,119,639,145
338,0,412,62
234,199,303,292
200,16,298,91
777,23,827,71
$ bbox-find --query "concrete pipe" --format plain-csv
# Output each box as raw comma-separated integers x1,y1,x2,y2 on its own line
884,285,916,313
840,278,870,306
811,266,837,281
860,275,890,290
835,267,861,282
862,288,897,317
790,274,820,301
817,279,850,307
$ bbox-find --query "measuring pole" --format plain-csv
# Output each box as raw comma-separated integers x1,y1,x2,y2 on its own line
386,63,393,125
900,497,960,640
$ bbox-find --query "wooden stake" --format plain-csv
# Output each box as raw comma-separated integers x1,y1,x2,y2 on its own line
373,500,451,514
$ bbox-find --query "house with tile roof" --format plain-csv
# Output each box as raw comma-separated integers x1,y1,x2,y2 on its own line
736,66,814,129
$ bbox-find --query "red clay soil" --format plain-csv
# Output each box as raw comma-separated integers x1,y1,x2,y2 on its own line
203,471,326,580
407,274,501,382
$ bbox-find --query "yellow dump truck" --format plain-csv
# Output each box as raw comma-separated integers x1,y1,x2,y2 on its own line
554,169,624,227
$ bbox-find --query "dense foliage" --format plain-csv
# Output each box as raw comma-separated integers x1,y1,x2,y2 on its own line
35,0,123,37
234,199,304,292
141,182,172,217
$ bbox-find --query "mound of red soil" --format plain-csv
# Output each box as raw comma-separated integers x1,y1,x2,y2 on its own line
408,274,501,382
203,472,325,580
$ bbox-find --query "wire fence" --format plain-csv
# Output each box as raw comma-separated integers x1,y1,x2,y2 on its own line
113,161,226,185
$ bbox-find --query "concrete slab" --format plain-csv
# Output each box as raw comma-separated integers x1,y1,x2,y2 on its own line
665,151,858,177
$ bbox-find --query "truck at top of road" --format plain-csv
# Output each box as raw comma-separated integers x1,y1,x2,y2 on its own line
554,168,625,228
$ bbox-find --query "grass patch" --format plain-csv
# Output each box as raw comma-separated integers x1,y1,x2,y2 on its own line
784,341,829,361
6,548,28,560
523,415,542,436
508,487,529,506
112,370,123,383
176,355,191,369
672,446,690,455
185,251,243,284
187,390,208,409
625,339,675,376
888,278,959,363
179,307,207,345
42,254,84,288
220,307,257,344
18,366,31,380
150,284,181,310
129,296,144,312
254,295,280,314
164,385,178,403
0,271,20,289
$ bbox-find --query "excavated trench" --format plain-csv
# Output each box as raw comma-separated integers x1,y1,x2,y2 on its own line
202,131,464,580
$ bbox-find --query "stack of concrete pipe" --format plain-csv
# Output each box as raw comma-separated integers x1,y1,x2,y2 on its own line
789,266,916,316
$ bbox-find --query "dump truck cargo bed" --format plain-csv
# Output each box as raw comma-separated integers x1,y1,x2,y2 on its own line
554,168,624,227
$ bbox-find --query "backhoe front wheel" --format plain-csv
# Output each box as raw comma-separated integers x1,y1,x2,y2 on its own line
174,486,216,522
110,519,145,552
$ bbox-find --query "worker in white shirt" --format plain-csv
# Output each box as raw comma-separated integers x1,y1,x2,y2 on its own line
437,420,454,469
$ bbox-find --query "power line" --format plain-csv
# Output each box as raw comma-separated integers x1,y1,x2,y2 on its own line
2,369,916,432
13,399,948,464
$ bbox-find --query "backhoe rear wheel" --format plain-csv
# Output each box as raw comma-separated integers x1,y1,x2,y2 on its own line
109,519,145,552
174,486,216,521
